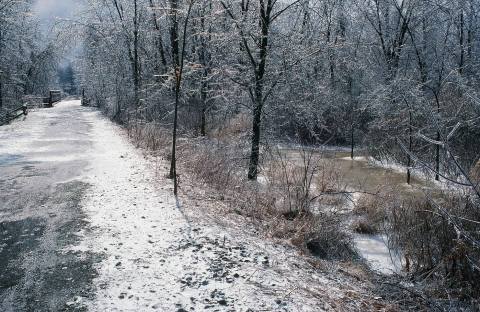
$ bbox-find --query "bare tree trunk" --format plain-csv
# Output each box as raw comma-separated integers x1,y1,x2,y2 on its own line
200,81,207,136
169,0,180,181
171,84,180,194
350,125,354,160
220,0,295,179
149,0,168,73
247,0,272,180
435,132,440,181
348,77,355,160
407,110,413,184
0,80,3,109
198,5,211,137
169,0,195,195
0,28,3,109
434,92,441,181
459,11,465,74
248,97,263,179
169,0,180,71
133,0,140,107
467,0,474,65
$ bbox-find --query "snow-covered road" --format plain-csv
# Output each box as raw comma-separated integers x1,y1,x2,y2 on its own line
1,100,394,311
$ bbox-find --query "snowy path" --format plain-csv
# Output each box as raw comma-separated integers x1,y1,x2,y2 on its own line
2,101,392,311
77,102,393,311
76,104,322,311
1,100,99,311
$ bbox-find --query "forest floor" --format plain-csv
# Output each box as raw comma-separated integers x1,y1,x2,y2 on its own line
1,100,418,311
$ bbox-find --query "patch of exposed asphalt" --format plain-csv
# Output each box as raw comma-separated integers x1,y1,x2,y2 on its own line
0,218,46,290
0,178,101,312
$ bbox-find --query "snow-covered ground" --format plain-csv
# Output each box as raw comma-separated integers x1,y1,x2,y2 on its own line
64,101,392,311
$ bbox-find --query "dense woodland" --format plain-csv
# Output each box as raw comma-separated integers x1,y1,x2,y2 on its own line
76,0,480,173
78,0,480,307
0,0,61,109
1,0,480,309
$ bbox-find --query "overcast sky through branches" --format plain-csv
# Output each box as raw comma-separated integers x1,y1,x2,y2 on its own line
33,0,83,64
34,0,79,20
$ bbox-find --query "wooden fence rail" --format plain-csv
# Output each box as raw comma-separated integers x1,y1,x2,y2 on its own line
43,90,62,108
0,90,63,126
0,105,28,126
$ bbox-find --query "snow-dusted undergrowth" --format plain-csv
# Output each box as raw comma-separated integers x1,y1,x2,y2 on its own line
71,102,391,311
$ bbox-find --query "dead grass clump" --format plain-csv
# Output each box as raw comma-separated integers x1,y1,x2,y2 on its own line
264,161,311,214
303,213,357,260
182,142,241,193
266,209,356,261
210,113,251,141
315,159,342,193
126,122,356,262
353,188,399,233
127,122,171,155
353,194,385,233
183,143,356,260
261,148,356,260
263,148,345,216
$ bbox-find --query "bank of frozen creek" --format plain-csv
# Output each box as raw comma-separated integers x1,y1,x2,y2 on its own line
275,148,442,276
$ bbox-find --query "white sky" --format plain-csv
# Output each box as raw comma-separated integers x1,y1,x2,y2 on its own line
33,0,84,65
34,0,80,20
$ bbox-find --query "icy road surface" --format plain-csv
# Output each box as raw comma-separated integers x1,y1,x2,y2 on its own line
1,100,391,311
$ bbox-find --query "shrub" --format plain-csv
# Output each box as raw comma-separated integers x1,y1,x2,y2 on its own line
470,159,480,185
386,194,480,295
125,122,357,261
353,191,392,233
350,218,378,235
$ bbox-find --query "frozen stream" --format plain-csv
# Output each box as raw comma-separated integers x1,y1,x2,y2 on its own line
354,234,402,275
278,148,438,275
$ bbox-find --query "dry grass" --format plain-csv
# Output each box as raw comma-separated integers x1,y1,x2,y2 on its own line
126,120,480,307
352,193,388,233
127,121,171,155
127,121,356,261
350,218,377,235
210,113,251,142
386,194,480,297
470,159,480,185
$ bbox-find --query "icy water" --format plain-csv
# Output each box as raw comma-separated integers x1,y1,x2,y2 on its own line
281,149,435,194
279,148,439,275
